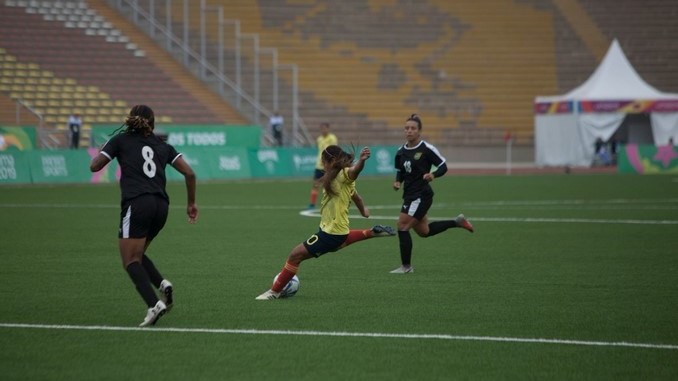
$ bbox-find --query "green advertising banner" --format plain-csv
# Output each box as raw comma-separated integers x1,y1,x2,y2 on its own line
27,150,94,184
91,125,261,148
248,148,293,178
618,144,678,174
362,145,398,176
166,146,251,181
0,151,32,184
287,147,318,177
0,126,36,151
249,145,399,179
1,144,399,185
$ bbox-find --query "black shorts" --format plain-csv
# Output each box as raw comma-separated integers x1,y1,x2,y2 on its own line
401,195,433,220
118,194,169,240
302,229,348,258
313,168,325,180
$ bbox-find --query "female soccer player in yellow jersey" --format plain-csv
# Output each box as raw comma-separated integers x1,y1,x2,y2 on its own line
256,145,395,300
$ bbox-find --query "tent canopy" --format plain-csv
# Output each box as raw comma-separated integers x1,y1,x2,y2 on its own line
534,39,678,167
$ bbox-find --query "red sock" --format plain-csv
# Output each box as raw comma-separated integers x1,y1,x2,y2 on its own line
341,229,371,248
310,189,318,206
272,261,299,293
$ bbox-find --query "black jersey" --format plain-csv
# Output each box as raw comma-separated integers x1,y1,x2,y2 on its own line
394,140,446,200
101,132,181,204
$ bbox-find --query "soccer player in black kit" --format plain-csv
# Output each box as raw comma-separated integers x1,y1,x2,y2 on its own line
90,105,198,326
391,114,474,274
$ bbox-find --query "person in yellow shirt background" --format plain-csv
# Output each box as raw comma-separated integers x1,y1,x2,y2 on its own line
308,122,338,209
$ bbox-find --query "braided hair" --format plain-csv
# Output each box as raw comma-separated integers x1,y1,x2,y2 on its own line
116,105,155,137
320,145,354,197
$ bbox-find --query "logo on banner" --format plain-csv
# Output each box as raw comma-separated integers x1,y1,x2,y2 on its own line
219,155,241,171
257,150,279,174
0,154,17,179
292,154,316,171
376,149,392,173
42,155,68,177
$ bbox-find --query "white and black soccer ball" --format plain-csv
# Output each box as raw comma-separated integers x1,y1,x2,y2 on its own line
273,274,300,298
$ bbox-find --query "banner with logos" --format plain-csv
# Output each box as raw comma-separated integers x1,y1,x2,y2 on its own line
90,125,261,148
0,145,399,184
0,151,32,184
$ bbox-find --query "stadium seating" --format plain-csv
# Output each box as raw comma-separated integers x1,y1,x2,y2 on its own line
154,0,557,145
0,0,246,147
3,0,676,149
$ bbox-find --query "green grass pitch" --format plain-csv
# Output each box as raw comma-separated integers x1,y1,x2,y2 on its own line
1,173,677,380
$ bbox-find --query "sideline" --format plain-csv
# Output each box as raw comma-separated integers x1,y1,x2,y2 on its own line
1,323,676,350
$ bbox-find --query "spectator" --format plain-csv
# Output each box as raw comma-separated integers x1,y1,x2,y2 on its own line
68,113,82,149
269,111,284,146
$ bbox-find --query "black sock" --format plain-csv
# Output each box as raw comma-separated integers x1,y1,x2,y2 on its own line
142,254,163,288
427,220,458,237
126,262,158,308
398,230,413,266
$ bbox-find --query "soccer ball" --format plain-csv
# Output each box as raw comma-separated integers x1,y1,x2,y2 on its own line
273,274,300,298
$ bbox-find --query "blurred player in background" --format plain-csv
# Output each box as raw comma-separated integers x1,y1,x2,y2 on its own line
308,122,337,209
90,105,198,326
256,145,395,300
391,113,474,274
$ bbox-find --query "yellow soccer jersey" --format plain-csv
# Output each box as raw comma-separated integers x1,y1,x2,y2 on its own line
319,168,355,235
315,133,338,170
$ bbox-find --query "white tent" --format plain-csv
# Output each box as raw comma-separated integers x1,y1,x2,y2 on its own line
534,39,678,167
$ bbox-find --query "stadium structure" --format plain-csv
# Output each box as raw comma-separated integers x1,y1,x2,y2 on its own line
1,0,677,163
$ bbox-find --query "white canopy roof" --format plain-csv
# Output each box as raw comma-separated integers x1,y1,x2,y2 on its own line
536,39,678,103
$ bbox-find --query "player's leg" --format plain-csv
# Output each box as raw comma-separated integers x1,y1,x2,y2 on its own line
391,197,430,273
308,169,323,209
140,198,174,309
339,225,396,248
423,214,474,236
119,197,166,325
256,243,312,300
256,231,346,300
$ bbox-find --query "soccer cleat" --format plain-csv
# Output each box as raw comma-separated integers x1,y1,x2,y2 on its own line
255,289,281,300
455,214,474,233
371,225,396,237
389,265,414,274
139,300,167,327
159,279,173,311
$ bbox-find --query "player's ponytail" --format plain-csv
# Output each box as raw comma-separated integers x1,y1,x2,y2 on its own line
112,105,156,137
321,145,354,197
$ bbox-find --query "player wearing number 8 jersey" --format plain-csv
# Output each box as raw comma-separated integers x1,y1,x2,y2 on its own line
90,105,198,326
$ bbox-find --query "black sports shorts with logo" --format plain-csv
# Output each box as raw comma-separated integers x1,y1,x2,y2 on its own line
118,194,169,239
303,229,348,257
400,195,433,220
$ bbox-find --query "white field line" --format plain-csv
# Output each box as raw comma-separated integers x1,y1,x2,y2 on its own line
0,323,676,350
2,201,677,225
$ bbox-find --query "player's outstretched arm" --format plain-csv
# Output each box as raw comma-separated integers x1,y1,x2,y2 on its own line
347,146,370,180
